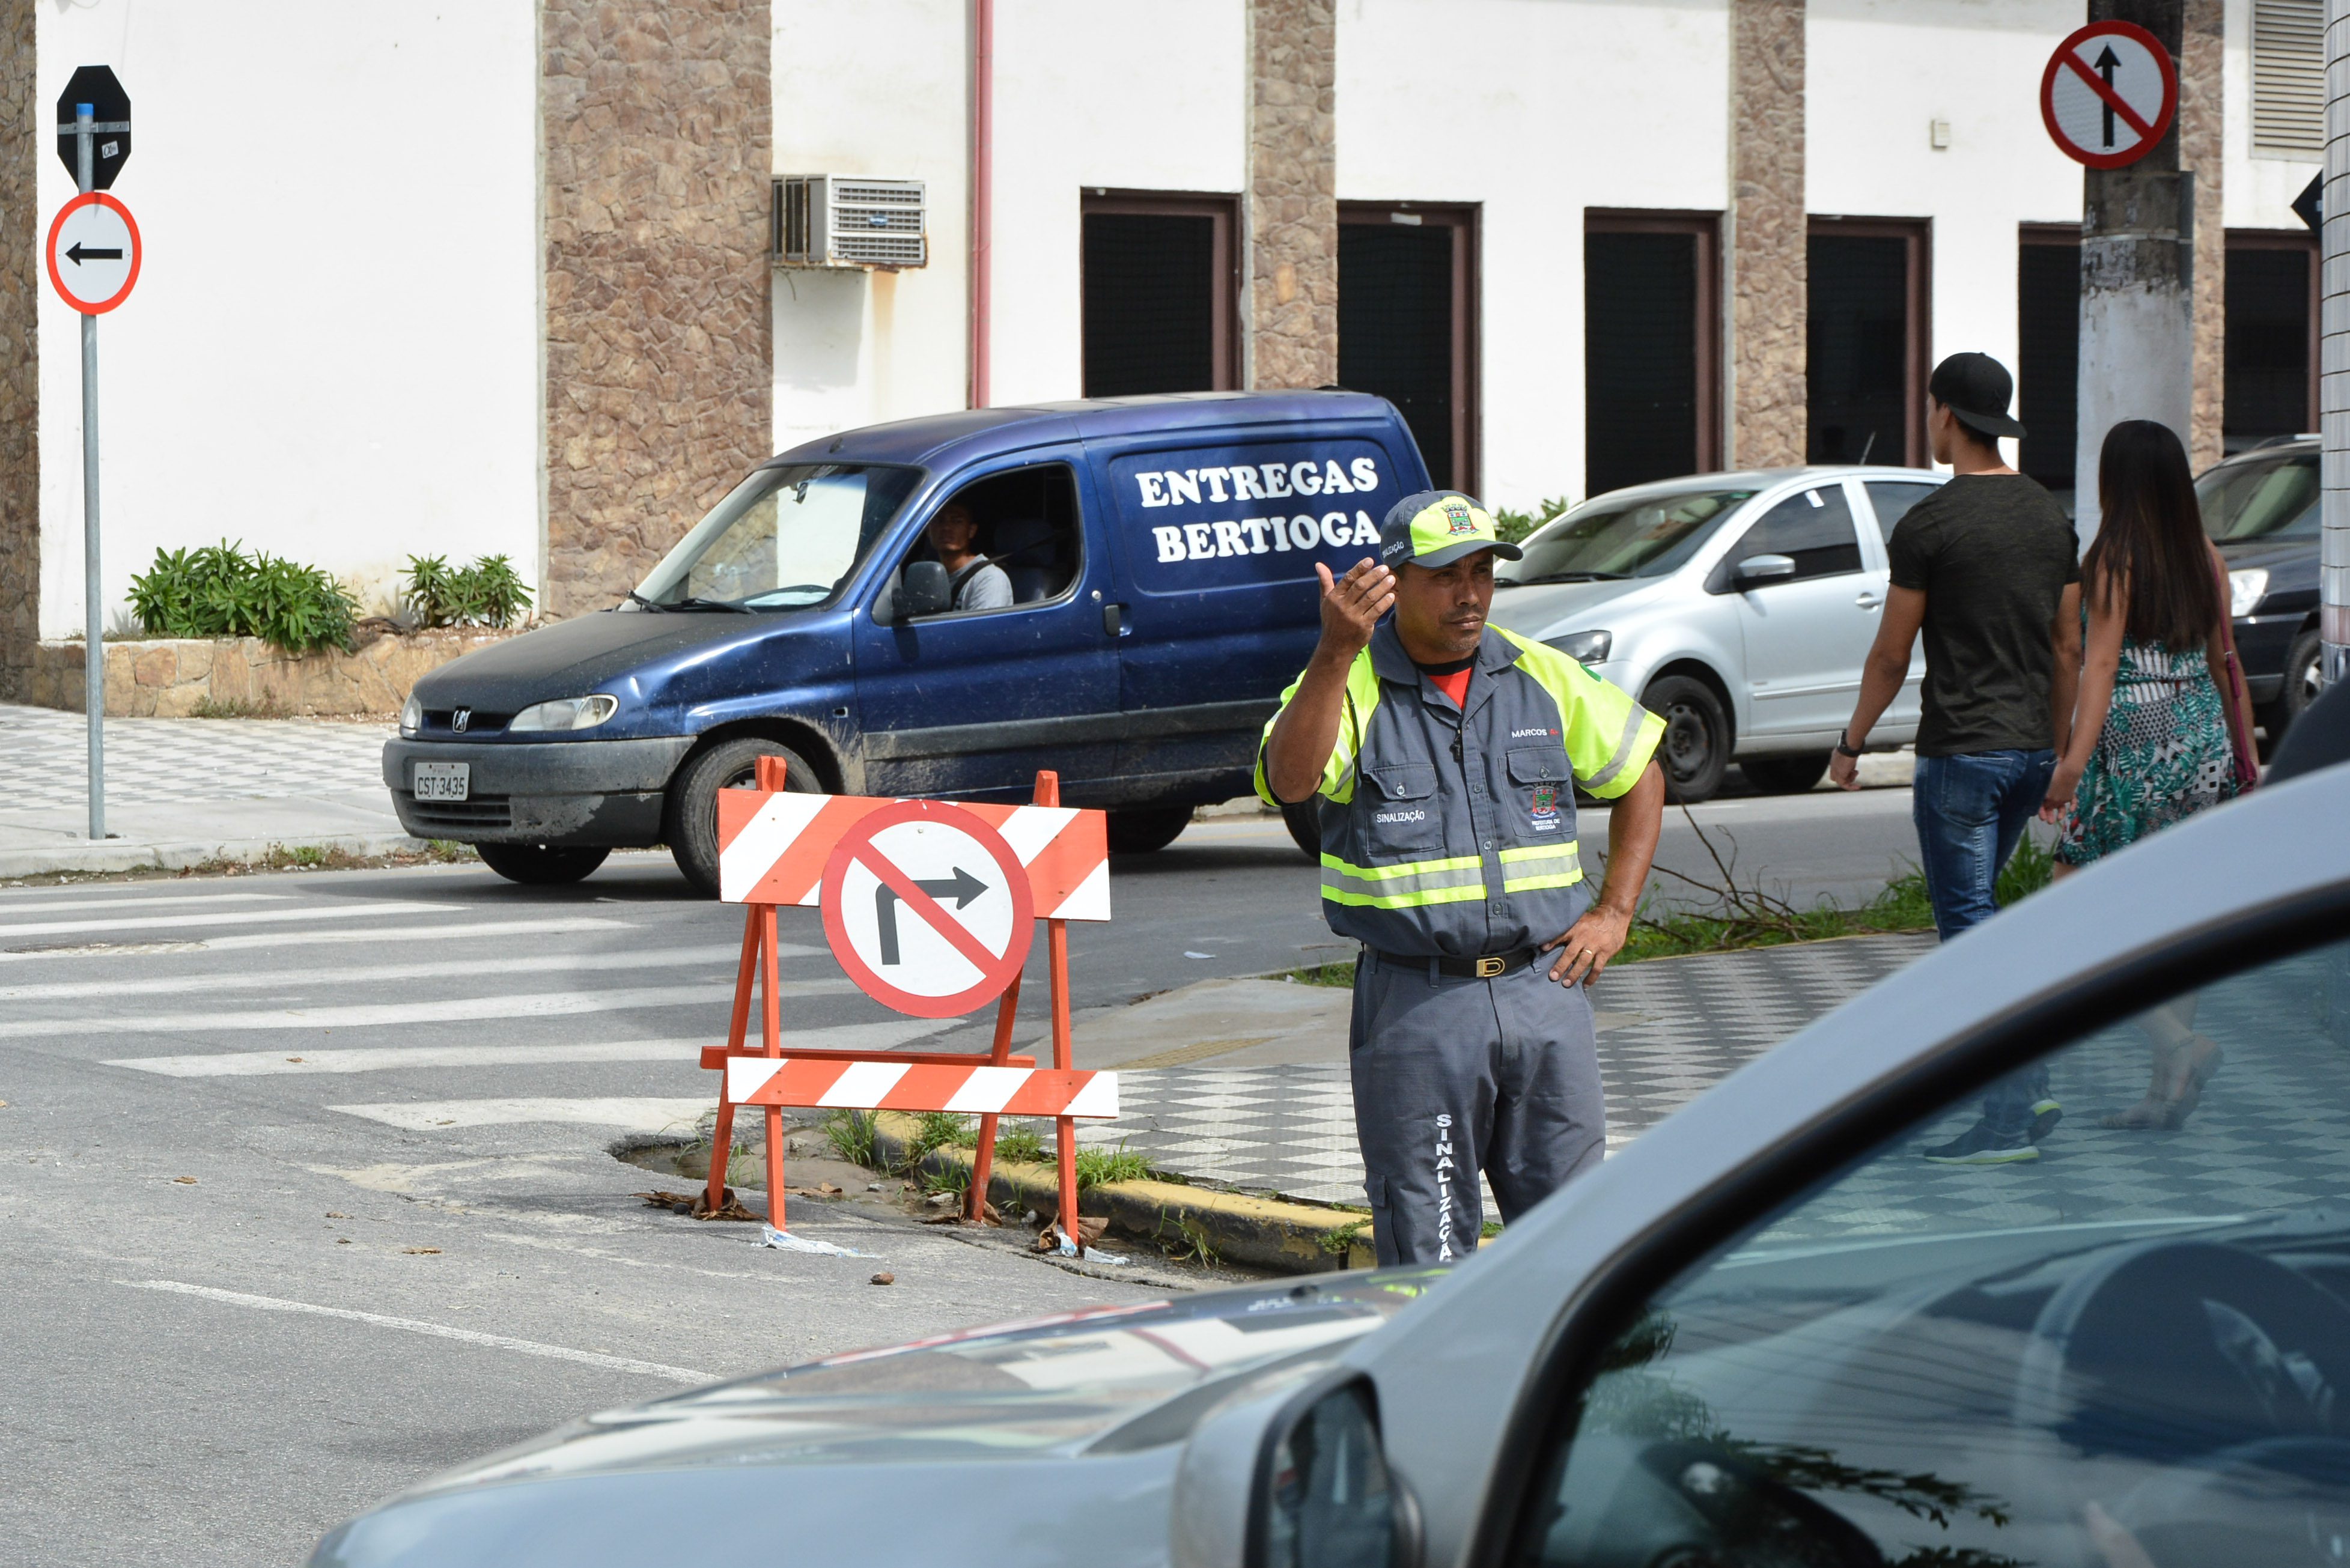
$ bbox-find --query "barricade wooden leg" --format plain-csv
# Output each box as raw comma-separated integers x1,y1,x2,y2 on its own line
705,905,763,1214
964,971,1023,1223
1050,916,1080,1253
760,903,787,1230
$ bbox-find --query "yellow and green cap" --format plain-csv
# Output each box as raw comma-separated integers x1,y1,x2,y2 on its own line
1378,490,1523,571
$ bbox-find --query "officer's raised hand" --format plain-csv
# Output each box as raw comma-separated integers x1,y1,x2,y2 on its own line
1315,558,1395,656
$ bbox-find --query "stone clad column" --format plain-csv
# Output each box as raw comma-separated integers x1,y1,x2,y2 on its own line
0,0,35,699
1247,0,1337,389
540,2,773,619
1727,0,1807,469
2181,0,2226,470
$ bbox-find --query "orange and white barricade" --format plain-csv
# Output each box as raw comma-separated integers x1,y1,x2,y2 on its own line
702,758,1115,1252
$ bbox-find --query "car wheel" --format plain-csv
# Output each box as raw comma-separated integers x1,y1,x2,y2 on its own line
2272,630,2323,739
1279,798,1321,862
1643,675,1729,804
476,842,610,886
665,738,820,898
1740,752,1831,794
1106,806,1193,855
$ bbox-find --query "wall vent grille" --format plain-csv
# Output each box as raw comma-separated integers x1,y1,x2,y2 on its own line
773,176,928,268
2253,0,2325,154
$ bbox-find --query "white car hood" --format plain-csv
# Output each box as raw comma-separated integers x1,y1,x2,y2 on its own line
1486,576,1663,642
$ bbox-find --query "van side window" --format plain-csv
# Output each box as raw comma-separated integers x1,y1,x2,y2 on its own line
1726,485,1863,583
898,464,1084,616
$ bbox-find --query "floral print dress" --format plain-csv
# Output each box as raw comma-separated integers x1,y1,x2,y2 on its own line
2056,630,2238,867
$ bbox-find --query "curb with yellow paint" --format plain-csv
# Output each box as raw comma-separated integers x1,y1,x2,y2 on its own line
869,1112,1377,1274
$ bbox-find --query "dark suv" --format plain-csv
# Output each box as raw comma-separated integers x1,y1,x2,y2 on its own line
2199,436,2324,737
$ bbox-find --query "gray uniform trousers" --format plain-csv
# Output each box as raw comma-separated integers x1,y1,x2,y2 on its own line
1349,947,1606,1266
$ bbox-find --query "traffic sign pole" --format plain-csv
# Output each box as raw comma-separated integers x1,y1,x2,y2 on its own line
76,102,103,842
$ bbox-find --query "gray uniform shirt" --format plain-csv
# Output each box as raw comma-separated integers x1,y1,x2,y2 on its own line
951,558,1013,612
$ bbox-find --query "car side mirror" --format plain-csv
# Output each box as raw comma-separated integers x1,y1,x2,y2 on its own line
895,560,951,619
1734,553,1797,586
1255,1378,1420,1568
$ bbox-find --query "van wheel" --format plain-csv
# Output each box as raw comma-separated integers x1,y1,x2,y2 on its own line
1107,807,1192,855
666,738,820,898
1643,675,1729,804
477,843,610,886
1740,753,1831,794
1279,798,1321,861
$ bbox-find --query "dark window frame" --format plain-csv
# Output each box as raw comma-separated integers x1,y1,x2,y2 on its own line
1584,210,1723,479
2224,226,2321,438
1338,201,1481,494
1806,216,1932,468
2016,222,2081,491
1079,190,1242,395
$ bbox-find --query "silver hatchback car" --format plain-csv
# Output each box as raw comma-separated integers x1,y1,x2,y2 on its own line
1485,467,1946,800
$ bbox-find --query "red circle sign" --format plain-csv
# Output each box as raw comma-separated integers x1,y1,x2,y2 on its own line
819,799,1035,1018
2039,20,2177,171
46,191,141,314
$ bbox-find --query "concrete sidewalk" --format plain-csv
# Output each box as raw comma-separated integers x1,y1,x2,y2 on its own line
0,703,415,877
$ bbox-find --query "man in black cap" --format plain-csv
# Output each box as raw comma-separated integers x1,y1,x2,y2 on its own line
1830,351,2083,1165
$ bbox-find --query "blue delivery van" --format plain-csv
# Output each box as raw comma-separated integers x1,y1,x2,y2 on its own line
382,390,1432,892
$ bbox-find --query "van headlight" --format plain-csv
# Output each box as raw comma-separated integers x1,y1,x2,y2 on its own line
1546,630,1612,665
508,694,618,733
2227,568,2268,618
399,694,422,736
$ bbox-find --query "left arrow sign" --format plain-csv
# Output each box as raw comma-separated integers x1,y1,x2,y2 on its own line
66,243,122,265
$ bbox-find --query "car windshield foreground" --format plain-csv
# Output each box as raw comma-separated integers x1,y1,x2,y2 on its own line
1524,931,2350,1568
2198,448,2318,541
1496,487,1758,585
632,462,923,610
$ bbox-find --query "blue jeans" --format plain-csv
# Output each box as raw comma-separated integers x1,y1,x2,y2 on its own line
1914,749,2056,1134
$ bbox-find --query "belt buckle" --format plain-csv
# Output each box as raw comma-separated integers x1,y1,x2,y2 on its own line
1473,955,1506,979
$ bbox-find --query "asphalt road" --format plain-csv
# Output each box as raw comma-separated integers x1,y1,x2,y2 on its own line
0,774,1926,1565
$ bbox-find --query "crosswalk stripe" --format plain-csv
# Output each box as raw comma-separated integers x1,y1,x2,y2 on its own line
330,1097,719,1132
106,1020,956,1077
0,891,292,916
0,900,459,941
0,916,634,963
0,980,852,1038
0,943,800,1002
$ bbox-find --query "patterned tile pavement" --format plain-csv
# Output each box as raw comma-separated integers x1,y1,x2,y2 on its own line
1082,934,1940,1206
0,703,389,813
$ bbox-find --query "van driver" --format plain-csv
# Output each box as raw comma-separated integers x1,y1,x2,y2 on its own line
926,502,1014,612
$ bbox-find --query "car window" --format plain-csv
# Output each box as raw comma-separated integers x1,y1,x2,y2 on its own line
1497,488,1759,586
894,463,1085,618
1863,480,1940,545
1724,485,1863,583
1513,932,2350,1568
2198,454,2319,541
635,463,922,610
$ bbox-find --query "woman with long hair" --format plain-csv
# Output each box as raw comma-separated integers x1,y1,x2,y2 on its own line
2041,419,2257,1128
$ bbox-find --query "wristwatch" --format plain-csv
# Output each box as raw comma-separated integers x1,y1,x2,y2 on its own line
1834,731,1863,759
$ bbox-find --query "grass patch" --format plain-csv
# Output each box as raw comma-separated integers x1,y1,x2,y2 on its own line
991,1124,1049,1164
1074,1142,1159,1190
1281,958,1359,987
189,696,290,720
1317,1217,1372,1256
820,1108,879,1168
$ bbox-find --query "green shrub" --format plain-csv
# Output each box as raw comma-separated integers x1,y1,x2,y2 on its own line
1488,495,1574,545
403,553,534,629
126,540,359,654
1073,1142,1157,1190
991,1124,1049,1164
819,1108,879,1168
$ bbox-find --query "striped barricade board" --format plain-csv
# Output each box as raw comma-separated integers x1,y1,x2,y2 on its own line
725,1056,1119,1119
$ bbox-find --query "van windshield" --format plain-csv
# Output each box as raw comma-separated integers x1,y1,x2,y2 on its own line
1496,487,1757,585
633,464,923,610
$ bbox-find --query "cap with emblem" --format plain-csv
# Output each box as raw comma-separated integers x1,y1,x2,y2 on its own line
1379,490,1524,571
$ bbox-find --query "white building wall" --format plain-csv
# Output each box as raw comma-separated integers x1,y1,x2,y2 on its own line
34,0,540,637
987,0,1247,406
1807,0,2083,443
2224,0,2325,228
1337,0,1732,512
772,0,970,452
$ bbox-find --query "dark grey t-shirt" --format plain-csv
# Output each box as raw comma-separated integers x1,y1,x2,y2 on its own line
1887,473,2080,757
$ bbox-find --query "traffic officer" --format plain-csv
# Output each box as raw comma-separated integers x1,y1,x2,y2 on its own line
1257,490,1666,1266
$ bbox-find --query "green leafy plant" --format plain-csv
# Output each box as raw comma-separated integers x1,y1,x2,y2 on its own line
1317,1217,1372,1256
1073,1141,1157,1190
819,1108,879,1168
403,553,534,629
126,540,361,654
1163,1215,1222,1267
991,1124,1048,1164
1488,495,1575,545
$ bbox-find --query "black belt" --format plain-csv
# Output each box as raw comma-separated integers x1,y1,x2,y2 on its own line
1371,946,1536,980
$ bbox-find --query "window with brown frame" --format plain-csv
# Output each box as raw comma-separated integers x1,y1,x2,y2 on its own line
1807,218,1931,467
1584,211,1721,496
1338,203,1479,493
2017,223,2081,496
1080,192,1239,397
2225,228,2319,451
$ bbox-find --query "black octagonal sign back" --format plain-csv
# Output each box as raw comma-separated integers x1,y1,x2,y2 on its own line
55,65,130,191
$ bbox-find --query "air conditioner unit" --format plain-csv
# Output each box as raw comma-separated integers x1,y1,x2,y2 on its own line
774,176,927,269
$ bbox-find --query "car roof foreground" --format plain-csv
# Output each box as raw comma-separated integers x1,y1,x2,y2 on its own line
767,389,1404,472
1348,761,2350,1568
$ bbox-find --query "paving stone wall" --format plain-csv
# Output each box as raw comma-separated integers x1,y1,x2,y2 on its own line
541,0,772,619
1729,0,1807,469
0,0,36,699
2182,0,2226,470
21,629,519,718
1248,0,1336,389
